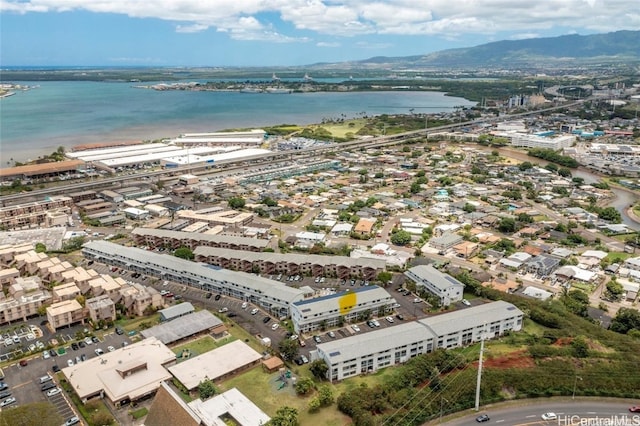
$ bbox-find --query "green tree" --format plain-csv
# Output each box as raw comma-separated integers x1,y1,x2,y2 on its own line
35,242,47,253
390,230,412,246
598,207,622,223
498,217,517,233
228,197,246,209
610,308,640,334
377,271,393,284
294,377,315,395
317,385,334,406
606,279,624,301
174,247,194,260
198,379,218,399
571,336,589,358
310,359,329,380
277,338,299,361
266,407,299,426
463,203,476,213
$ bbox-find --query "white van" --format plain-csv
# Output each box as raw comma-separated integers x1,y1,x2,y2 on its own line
39,375,52,384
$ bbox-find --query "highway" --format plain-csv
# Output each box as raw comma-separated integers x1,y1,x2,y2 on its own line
437,399,638,425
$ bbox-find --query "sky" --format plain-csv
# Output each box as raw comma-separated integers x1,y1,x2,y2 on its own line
1,0,638,67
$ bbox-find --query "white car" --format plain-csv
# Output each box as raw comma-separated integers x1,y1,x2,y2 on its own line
0,397,16,407
84,337,93,345
385,316,394,323
413,298,423,303
462,299,471,306
250,308,259,315
67,359,74,367
351,324,361,333
43,350,51,359
541,413,558,421
271,323,279,330
241,302,248,309
107,346,115,352
289,334,299,341
46,387,61,397
94,348,104,356
218,307,229,313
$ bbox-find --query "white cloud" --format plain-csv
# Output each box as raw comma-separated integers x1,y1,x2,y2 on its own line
509,33,540,40
317,41,341,47
2,0,637,42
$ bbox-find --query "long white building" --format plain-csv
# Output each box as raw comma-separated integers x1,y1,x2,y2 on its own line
313,301,523,381
404,265,464,306
82,241,306,317
290,286,396,334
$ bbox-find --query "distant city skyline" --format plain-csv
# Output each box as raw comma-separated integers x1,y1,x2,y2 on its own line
2,0,637,67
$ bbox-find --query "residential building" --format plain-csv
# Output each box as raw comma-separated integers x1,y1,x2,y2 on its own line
82,241,306,317
118,282,163,317
0,196,73,230
193,246,385,280
131,227,268,252
47,299,86,331
314,301,523,381
86,294,116,323
0,276,51,324
404,265,464,306
290,286,396,334
51,282,81,302
428,233,463,252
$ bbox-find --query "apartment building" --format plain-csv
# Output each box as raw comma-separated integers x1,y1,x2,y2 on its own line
82,241,306,317
404,264,465,306
86,294,116,323
0,276,51,324
119,282,163,317
314,301,523,381
0,243,33,267
290,286,396,334
0,196,73,230
131,228,269,252
47,299,86,331
52,282,81,303
193,247,385,280
0,268,20,286
14,250,49,275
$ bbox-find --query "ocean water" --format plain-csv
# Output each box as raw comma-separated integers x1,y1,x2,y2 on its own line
0,81,475,165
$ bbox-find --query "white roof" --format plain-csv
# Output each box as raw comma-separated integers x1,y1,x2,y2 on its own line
62,337,174,401
168,340,261,390
188,388,270,426
522,286,553,300
580,250,608,260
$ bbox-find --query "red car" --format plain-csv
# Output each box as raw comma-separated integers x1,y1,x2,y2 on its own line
630,406,640,413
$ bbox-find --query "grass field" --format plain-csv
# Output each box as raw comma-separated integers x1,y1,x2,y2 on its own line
320,119,368,138
171,335,236,360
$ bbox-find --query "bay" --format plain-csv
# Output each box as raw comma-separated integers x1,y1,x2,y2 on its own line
0,81,475,165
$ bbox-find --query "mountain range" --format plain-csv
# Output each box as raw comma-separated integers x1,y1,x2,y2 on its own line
329,30,640,70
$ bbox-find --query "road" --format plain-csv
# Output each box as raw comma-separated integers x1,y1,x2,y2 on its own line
435,399,638,425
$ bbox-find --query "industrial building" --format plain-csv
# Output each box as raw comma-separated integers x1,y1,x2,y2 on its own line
313,301,523,381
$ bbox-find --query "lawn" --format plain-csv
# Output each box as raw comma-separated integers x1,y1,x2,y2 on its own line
116,313,160,332
219,363,394,426
605,251,633,262
321,119,368,139
171,335,236,360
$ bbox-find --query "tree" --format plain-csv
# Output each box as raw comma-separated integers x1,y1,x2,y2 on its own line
35,242,47,253
277,338,299,361
598,207,622,223
266,407,299,426
606,279,624,301
518,161,533,171
174,247,194,260
294,377,315,395
498,217,517,233
317,385,334,406
377,271,393,284
571,336,589,358
610,308,640,334
390,230,412,246
228,197,246,209
463,203,476,213
558,167,572,177
310,359,329,380
198,379,218,399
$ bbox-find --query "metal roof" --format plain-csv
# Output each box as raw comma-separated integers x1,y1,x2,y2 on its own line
141,310,222,344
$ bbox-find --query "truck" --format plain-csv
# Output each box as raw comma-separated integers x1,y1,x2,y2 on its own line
256,334,271,347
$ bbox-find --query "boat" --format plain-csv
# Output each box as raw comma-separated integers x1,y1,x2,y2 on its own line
271,73,281,82
303,73,313,81
265,87,292,94
240,87,263,93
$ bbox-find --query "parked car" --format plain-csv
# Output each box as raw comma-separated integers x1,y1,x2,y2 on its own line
385,316,394,323
327,331,336,338
251,308,259,315
462,299,471,306
64,416,80,426
46,387,62,397
0,391,11,399
84,337,93,345
271,323,279,330
0,397,16,407
115,327,124,335
0,383,7,391
41,382,56,392
218,307,229,313
52,365,60,373
262,316,271,324
300,355,309,364
351,324,361,333
94,348,104,356
289,334,299,341
67,359,74,367
19,359,27,367
313,335,322,344
242,302,248,309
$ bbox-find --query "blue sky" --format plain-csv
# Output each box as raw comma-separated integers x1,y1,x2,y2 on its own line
1,0,638,67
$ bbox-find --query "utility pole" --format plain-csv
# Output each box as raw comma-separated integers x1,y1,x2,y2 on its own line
474,327,486,411
439,396,449,423
572,375,582,400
